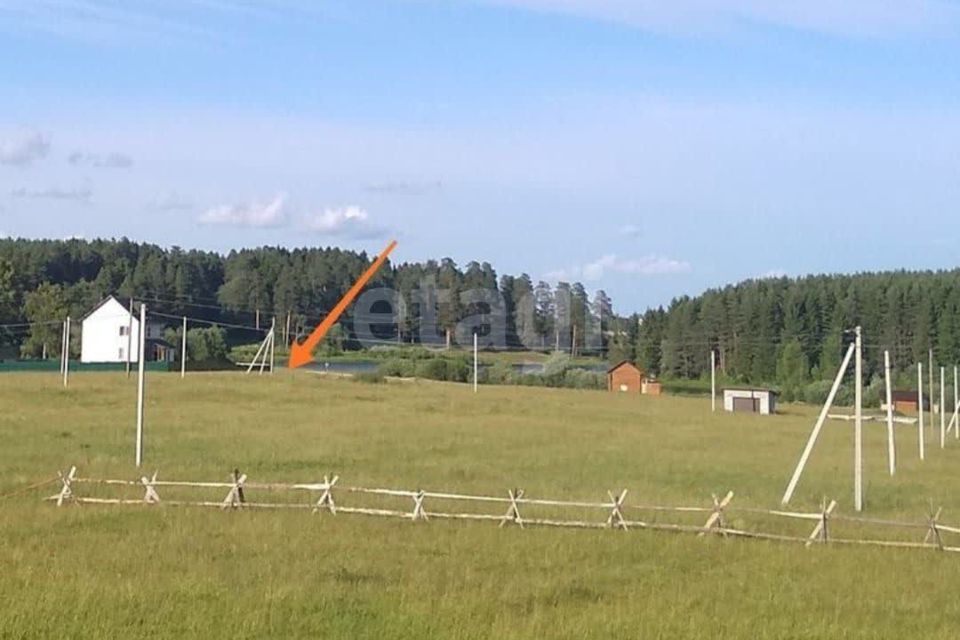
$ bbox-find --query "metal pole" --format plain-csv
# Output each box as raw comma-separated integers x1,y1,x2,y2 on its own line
854,326,863,512
782,341,855,505
181,316,187,379
135,304,146,467
473,332,478,393
918,363,925,461
884,350,895,475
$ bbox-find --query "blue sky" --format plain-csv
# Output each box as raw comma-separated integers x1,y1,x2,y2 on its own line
1,1,960,313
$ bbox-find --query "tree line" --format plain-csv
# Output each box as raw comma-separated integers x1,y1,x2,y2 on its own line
0,238,613,357
627,272,960,399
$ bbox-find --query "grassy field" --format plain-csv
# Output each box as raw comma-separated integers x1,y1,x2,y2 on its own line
2,371,960,638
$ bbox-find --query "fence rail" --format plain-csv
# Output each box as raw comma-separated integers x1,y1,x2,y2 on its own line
44,466,960,554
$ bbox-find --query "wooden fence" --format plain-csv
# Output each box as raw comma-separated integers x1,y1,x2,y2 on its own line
46,466,960,554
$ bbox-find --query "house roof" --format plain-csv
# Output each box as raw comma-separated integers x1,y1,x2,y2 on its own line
888,390,929,402
723,387,779,396
606,360,642,374
81,295,126,322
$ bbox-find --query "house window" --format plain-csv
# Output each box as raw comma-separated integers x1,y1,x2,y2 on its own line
119,326,127,337
119,347,125,360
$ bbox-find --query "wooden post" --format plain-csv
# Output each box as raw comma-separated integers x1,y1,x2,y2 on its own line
54,466,77,506
180,316,187,379
135,304,146,467
711,349,717,412
126,297,134,378
806,498,837,547
699,491,734,536
918,363,925,461
782,341,855,505
62,316,71,388
606,490,629,530
473,332,478,393
854,326,862,512
500,489,525,528
885,350,895,476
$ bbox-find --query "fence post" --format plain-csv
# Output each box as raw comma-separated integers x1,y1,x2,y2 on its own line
499,489,525,529
806,498,837,547
54,466,77,506
314,475,338,514
924,506,944,551
411,490,428,521
221,469,247,509
140,471,161,504
699,491,734,536
606,489,629,530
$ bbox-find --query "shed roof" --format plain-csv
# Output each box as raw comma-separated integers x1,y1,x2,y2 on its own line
606,360,642,374
722,387,778,396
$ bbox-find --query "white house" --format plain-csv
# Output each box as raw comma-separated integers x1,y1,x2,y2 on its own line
80,296,174,364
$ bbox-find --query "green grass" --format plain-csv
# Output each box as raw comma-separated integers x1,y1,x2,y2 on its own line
2,371,959,639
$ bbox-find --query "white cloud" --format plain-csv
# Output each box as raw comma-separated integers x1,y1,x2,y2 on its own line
466,0,960,38
0,131,50,167
303,205,386,238
10,186,91,202
68,150,133,168
547,254,692,281
198,193,286,228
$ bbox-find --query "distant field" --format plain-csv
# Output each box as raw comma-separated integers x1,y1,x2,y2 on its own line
2,371,960,638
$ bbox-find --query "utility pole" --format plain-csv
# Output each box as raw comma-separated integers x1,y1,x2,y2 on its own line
711,349,717,412
126,297,134,378
269,318,276,374
62,316,71,388
181,316,187,379
473,332,479,394
884,350,895,475
59,320,66,377
572,325,577,358
941,366,947,449
135,303,147,467
854,326,863,512
918,362,925,461
929,348,935,433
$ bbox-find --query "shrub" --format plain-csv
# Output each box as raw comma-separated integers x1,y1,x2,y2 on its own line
378,358,416,378
353,371,386,384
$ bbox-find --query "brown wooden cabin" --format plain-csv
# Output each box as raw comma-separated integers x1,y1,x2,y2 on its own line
607,361,644,393
886,390,930,413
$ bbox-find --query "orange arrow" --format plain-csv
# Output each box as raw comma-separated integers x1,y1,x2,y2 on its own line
288,240,398,369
